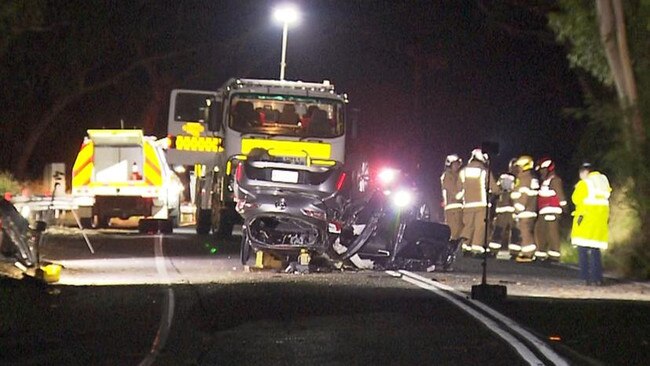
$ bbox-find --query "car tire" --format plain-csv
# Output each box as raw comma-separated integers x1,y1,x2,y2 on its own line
240,230,251,265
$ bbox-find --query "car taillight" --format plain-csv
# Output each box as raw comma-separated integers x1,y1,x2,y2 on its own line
336,172,347,191
328,221,342,234
235,163,243,182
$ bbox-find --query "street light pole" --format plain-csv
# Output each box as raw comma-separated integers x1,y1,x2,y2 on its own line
279,21,289,80
273,5,298,81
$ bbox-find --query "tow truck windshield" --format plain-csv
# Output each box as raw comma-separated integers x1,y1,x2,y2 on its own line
228,93,344,138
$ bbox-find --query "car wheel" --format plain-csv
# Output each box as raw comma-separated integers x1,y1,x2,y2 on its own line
240,230,251,265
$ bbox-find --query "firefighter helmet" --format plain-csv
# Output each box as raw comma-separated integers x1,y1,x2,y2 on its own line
470,148,487,163
537,157,555,172
514,155,534,171
508,158,517,170
445,154,462,167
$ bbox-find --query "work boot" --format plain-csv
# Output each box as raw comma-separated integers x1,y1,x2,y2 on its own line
515,254,534,263
460,239,472,257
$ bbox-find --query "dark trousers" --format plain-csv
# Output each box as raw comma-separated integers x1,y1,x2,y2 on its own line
578,246,603,283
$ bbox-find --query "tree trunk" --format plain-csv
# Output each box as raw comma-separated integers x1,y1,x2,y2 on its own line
597,0,626,99
596,0,645,141
139,64,173,135
141,84,168,135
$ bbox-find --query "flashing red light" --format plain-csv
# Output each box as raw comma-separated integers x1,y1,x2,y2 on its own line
336,172,347,191
377,168,398,185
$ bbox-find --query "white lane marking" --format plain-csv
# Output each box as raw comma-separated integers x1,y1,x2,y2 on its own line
394,272,545,366
139,235,176,366
398,270,569,366
385,270,402,278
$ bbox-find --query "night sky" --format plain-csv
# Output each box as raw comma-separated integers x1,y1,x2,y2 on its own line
2,1,584,195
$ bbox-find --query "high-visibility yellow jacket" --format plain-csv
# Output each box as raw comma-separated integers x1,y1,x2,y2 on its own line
571,171,611,249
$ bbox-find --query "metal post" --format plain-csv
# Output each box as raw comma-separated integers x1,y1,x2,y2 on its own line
279,22,289,80
481,157,491,285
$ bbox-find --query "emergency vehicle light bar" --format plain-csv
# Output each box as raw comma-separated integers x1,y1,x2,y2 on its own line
87,129,143,146
229,78,336,93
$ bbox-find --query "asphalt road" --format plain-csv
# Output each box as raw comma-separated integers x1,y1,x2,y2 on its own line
1,226,649,365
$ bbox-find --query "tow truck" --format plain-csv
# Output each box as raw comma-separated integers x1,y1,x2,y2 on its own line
166,78,349,238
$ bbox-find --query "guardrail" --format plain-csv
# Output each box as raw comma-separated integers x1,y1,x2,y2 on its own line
11,195,77,214
6,195,95,255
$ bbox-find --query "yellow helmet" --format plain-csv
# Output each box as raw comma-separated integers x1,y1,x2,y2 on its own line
514,155,534,171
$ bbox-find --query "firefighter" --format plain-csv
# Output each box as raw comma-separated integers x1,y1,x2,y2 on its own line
571,163,611,285
440,154,464,241
459,148,499,255
534,158,567,261
510,155,539,262
489,158,517,253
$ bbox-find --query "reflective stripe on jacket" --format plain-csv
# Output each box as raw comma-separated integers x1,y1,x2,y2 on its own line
512,171,538,219
495,173,515,213
459,160,498,208
441,170,463,211
538,174,567,215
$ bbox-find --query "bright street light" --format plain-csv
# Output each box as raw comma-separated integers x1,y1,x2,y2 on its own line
273,4,300,80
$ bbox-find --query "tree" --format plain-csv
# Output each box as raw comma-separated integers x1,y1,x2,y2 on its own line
1,1,244,178
0,0,46,55
549,0,650,277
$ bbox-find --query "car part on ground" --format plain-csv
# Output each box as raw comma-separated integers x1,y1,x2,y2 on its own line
0,199,47,267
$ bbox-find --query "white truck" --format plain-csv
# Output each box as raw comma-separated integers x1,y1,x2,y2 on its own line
71,129,183,232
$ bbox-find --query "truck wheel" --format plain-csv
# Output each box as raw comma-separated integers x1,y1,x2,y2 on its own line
92,215,109,229
215,219,234,238
170,200,181,228
79,217,92,229
196,209,212,235
161,219,174,234
169,215,179,228
215,204,240,238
